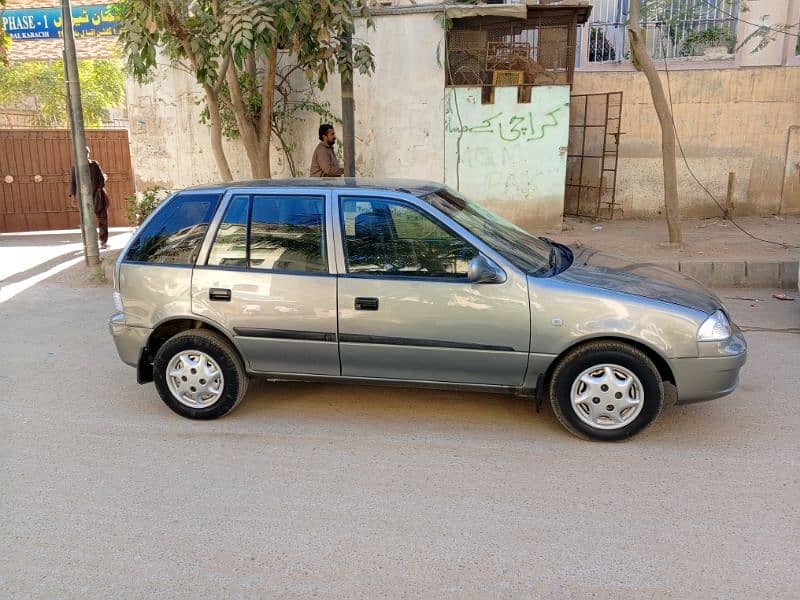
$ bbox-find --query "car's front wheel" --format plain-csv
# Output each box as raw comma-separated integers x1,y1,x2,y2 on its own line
153,330,248,419
548,341,664,441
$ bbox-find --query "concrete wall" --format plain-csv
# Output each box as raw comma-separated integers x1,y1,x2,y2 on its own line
126,64,254,190
127,12,447,190
127,11,570,230
736,0,795,67
444,86,570,230
125,7,800,223
572,66,800,217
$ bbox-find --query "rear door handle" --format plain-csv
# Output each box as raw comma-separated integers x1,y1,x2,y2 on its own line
209,288,231,302
354,297,379,311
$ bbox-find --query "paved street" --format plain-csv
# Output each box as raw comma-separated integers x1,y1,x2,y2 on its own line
1,235,799,598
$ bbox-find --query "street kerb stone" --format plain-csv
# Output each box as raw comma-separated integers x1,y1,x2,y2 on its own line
711,261,746,287
778,261,799,290
678,261,713,286
745,261,781,288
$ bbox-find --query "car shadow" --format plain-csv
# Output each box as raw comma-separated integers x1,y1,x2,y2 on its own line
225,377,750,445
233,379,568,439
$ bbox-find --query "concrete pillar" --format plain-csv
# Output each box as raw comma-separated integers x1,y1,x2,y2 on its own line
735,0,793,67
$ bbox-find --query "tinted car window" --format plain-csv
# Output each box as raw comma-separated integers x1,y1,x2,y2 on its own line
341,197,476,278
207,195,249,267
249,195,327,272
125,192,220,265
425,188,552,276
207,194,327,273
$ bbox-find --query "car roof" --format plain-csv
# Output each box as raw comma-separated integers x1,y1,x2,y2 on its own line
184,178,444,197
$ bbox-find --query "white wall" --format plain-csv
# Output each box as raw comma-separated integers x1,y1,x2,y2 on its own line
444,86,570,230
126,12,447,189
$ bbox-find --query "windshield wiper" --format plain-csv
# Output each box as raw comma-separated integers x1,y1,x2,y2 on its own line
538,237,558,271
548,245,558,271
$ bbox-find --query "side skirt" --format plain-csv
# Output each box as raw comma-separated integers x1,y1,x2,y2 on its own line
248,370,522,396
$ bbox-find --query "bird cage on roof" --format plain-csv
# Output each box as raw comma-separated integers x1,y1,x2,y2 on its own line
445,2,591,89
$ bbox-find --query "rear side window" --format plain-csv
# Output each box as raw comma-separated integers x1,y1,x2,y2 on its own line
250,195,326,272
207,194,327,273
125,192,221,265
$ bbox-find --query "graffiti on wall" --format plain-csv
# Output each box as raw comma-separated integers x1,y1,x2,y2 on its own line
445,105,565,143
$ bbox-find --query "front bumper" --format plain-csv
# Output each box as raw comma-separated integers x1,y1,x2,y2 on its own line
109,313,151,367
670,327,747,404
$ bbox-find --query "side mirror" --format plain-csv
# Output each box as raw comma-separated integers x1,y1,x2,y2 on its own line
468,255,506,284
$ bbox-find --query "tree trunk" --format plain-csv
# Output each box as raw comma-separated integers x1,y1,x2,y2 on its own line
628,0,681,244
255,42,278,179
203,86,233,181
249,146,269,179
177,35,232,181
226,56,265,178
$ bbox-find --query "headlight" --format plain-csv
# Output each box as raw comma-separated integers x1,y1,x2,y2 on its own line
697,310,731,341
112,291,125,313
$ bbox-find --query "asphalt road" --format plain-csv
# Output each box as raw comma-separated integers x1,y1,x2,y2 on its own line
1,256,798,597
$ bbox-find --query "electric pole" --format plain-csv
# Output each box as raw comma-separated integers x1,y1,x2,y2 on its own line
62,0,99,266
341,24,356,178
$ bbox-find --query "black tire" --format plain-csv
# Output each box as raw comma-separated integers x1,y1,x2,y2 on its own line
153,329,248,420
548,341,664,441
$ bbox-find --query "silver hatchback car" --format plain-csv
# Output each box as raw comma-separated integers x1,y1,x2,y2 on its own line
110,179,746,440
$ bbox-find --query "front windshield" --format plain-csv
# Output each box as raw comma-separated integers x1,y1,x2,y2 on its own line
424,187,553,276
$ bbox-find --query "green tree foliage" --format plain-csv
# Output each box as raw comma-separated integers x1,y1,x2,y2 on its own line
0,59,125,127
115,0,376,180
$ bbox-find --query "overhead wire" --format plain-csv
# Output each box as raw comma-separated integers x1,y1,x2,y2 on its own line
443,8,464,191
697,0,800,38
655,33,800,249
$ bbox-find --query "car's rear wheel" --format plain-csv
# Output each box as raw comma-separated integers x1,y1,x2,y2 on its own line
548,341,664,441
153,330,248,419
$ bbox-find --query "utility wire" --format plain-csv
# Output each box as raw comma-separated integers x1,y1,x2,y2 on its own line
697,0,800,38
657,36,800,249
443,10,464,191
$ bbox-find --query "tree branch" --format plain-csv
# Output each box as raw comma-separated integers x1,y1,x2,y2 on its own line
212,54,231,94
246,53,257,82
226,52,264,174
258,41,278,144
226,57,252,128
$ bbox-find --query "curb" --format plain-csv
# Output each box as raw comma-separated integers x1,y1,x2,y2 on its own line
649,260,799,290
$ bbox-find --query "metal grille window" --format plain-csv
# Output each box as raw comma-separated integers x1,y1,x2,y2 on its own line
446,13,578,91
580,0,739,65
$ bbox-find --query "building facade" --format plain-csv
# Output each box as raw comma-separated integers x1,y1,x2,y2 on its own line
4,0,799,229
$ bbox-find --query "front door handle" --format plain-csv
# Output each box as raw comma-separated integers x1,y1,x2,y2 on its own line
209,288,231,302
354,297,379,311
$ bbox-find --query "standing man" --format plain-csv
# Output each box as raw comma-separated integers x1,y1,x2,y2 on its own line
310,124,345,177
69,146,110,249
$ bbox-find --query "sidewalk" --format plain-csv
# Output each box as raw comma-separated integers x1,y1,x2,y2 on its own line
549,216,800,289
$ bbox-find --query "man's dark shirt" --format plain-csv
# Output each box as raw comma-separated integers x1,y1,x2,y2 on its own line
70,160,109,213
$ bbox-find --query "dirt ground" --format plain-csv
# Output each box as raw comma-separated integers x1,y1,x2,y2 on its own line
2,254,799,597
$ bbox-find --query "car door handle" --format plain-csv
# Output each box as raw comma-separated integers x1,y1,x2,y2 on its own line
209,288,231,302
354,297,379,311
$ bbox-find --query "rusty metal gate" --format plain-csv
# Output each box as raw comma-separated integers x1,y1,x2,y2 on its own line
0,129,134,233
565,91,623,219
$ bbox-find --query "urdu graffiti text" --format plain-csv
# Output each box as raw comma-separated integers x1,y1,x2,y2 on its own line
446,106,564,142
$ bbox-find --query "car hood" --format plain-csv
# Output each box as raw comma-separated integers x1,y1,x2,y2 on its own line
555,244,721,314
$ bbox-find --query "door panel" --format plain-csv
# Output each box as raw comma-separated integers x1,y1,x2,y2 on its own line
335,193,531,386
192,269,339,375
192,191,338,376
338,277,530,385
